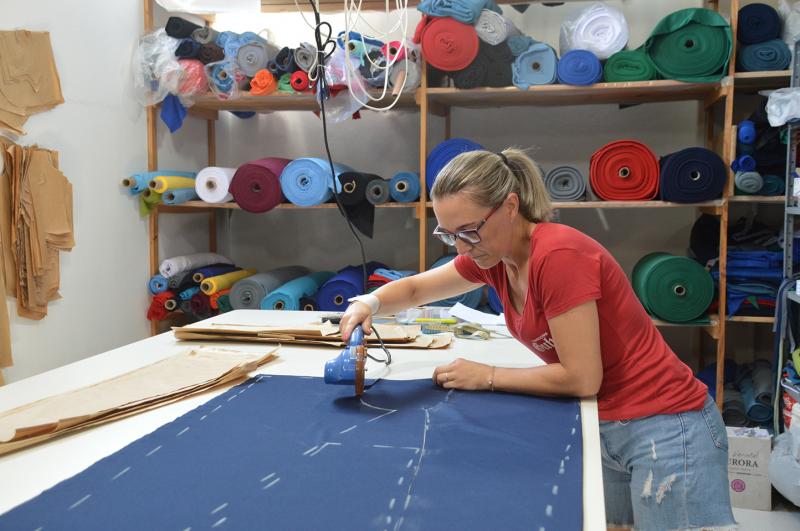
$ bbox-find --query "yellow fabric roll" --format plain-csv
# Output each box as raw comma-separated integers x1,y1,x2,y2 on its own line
149,176,197,194
201,268,257,295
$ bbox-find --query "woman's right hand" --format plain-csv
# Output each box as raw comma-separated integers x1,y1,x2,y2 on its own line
339,301,373,342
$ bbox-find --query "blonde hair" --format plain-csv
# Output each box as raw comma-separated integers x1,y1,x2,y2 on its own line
430,148,552,222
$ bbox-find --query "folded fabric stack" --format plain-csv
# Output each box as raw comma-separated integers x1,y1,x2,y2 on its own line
736,3,790,73
733,97,787,196
697,359,775,427
367,268,416,291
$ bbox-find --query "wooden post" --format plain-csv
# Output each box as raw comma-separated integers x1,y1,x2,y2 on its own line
418,62,429,273
145,0,159,336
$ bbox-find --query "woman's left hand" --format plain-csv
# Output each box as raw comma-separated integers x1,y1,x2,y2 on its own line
433,358,492,391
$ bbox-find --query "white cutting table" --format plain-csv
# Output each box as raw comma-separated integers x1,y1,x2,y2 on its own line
0,310,605,529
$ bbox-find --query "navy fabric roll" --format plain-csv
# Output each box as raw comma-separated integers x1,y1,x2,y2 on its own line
317,262,386,312
737,141,756,156
737,39,791,72
544,166,586,202
488,287,503,314
737,3,781,45
300,296,318,311
280,158,352,206
731,155,757,173
426,138,484,192
389,172,421,202
175,38,200,59
165,16,202,39
429,255,483,308
149,274,168,295
659,147,727,203
556,50,603,86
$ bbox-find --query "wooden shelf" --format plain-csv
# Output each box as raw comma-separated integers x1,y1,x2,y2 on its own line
191,91,418,115
425,200,723,212
728,316,775,324
652,315,720,339
732,70,790,91
158,200,421,212
729,195,785,203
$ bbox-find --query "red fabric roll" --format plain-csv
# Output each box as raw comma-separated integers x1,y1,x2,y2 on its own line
147,291,175,321
290,70,311,92
230,157,292,213
190,292,212,316
589,140,660,201
418,17,479,72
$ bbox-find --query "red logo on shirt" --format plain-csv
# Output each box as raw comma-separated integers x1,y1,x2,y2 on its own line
531,332,555,353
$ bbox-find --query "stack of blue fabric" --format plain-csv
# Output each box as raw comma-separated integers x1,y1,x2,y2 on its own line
736,3,791,72
733,97,788,196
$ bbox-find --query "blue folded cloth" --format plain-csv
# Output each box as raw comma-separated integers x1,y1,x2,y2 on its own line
507,35,536,56
417,0,501,24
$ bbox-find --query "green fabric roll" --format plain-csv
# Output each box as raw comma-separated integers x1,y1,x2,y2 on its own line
218,294,233,313
278,72,294,93
139,190,162,217
603,50,656,82
643,8,732,83
632,252,714,322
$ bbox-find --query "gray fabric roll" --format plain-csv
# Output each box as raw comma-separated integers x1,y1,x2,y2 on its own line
236,40,270,77
544,166,586,201
294,42,317,72
735,171,763,194
230,266,311,310
366,178,391,205
167,270,191,290
722,386,748,426
192,27,219,45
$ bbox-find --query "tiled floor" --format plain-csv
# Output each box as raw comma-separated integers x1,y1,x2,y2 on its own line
733,492,800,530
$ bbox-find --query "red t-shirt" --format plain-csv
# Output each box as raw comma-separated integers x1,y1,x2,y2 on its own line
454,222,708,421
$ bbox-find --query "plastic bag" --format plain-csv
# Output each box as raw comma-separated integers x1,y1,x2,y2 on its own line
559,2,629,60
779,0,800,56
766,87,800,126
176,59,208,106
204,60,247,101
131,29,182,106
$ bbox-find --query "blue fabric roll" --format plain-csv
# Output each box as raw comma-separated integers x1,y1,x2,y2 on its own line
429,255,483,308
731,155,757,173
372,268,415,281
280,158,352,206
260,272,335,311
149,274,168,295
175,38,201,58
737,141,755,156
738,120,756,144
426,138,484,192
488,287,503,314
659,147,727,203
163,188,199,205
556,50,602,86
512,42,558,90
317,262,386,312
760,174,785,195
178,286,200,301
389,171,421,202
737,39,791,72
216,31,239,47
125,173,151,195
739,374,772,423
336,30,384,50
507,35,536,56
210,62,235,94
696,359,738,398
737,3,781,45
416,0,501,24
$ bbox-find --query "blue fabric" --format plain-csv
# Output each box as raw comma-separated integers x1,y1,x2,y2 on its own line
178,286,200,300
194,265,241,281
163,188,199,205
175,38,200,58
336,30,384,50
231,111,256,119
696,359,738,398
160,94,187,133
507,35,536,56
738,120,756,144
416,0,501,24
425,139,484,192
737,3,781,45
488,287,503,314
512,42,558,90
260,272,335,311
279,158,353,206
389,172,421,203
759,174,785,195
556,50,602,86
0,376,582,531
659,147,727,203
429,255,483,308
216,31,239,47
124,173,151,195
318,262,386,311
210,62,235,94
737,39,791,72
739,375,772,423
148,274,168,295
731,154,757,173
372,268,415,281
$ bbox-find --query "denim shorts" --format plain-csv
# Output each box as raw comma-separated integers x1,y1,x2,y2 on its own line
599,395,736,530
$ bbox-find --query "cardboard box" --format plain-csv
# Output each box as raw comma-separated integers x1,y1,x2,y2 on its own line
727,427,772,511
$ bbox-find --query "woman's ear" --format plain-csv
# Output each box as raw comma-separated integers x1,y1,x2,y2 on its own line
505,192,520,217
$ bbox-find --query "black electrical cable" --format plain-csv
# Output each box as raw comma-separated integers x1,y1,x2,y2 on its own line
308,0,390,366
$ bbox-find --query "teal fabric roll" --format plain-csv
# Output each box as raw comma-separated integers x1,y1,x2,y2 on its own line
229,266,311,310
737,39,791,72
260,271,336,310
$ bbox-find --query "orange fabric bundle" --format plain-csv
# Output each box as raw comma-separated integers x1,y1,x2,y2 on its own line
249,70,277,96
209,288,230,310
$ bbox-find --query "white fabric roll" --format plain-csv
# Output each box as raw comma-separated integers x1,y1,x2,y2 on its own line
389,58,421,92
474,10,520,46
195,166,236,203
558,2,629,60
159,252,234,278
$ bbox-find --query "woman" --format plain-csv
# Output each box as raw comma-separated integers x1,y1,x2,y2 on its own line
340,148,735,530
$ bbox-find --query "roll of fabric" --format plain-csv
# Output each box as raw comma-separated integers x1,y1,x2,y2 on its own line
750,360,774,411
280,158,352,207
276,46,298,73
317,262,385,312
418,17,480,72
589,140,660,201
236,40,270,77
359,49,388,87
192,264,242,283
734,171,764,194
559,2,628,60
739,375,772,423
147,291,176,321
737,3,781,45
277,72,294,93
167,271,191,290
475,9,519,46
416,0,500,24
121,173,151,195
300,296,318,311
209,289,230,310
643,8,732,83
197,43,224,64
389,57,422,92
178,300,192,314
190,292,213,318
336,171,377,238
366,178,391,205
217,294,233,313
201,268,257,295
294,43,317,72
426,138,485,192
507,35,536,56
659,147,727,203
290,70,311,92
164,296,179,312
488,286,502,314
479,41,513,87
557,49,603,86
731,154,757,173
260,271,336,311
453,53,489,89
160,252,234,278
737,141,756,156
544,166,586,202
429,255,483,308
632,252,714,322
603,49,656,82
512,42,558,90
389,172,421,202
163,188,199,205
139,189,163,216
179,286,201,301
268,61,283,77
192,27,219,45
149,274,169,295
166,16,201,39
229,266,312,310
722,387,748,426
737,39,791,72
149,176,197,193
196,167,236,203
230,157,291,213
175,38,200,59
177,59,208,97
759,174,785,195
382,41,406,62
249,70,277,95
738,120,756,144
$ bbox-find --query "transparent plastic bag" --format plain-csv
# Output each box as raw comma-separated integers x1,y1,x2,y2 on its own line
131,29,182,106
204,60,247,101
558,2,629,60
317,46,366,122
176,59,208,107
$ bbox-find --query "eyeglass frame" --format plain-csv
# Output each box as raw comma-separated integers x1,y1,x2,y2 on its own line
432,202,503,247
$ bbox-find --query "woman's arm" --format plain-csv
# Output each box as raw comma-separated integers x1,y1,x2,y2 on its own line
433,300,603,398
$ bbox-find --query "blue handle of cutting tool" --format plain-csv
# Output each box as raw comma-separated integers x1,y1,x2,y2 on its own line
324,325,364,385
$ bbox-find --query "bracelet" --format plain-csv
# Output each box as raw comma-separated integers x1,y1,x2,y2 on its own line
488,365,496,392
347,294,380,315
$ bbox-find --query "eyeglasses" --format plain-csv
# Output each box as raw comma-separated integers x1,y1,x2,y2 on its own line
433,203,502,247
